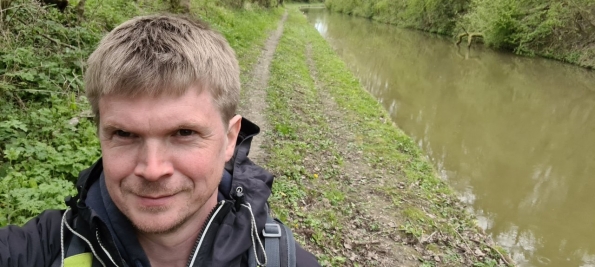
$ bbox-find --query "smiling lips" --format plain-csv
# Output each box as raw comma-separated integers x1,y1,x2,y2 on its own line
136,193,177,207
139,194,174,199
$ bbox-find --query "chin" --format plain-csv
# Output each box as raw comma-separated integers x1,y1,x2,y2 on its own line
128,208,192,235
133,219,184,234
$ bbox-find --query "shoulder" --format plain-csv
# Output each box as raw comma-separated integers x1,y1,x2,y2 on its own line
0,210,66,267
1,209,65,238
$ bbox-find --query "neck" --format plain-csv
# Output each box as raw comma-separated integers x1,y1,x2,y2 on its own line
137,195,218,267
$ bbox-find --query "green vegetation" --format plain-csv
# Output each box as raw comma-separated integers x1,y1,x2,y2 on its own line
324,0,595,68
266,6,512,266
325,0,467,34
1,0,107,226
0,0,281,226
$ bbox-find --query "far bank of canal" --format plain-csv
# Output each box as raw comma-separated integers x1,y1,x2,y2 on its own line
303,8,595,267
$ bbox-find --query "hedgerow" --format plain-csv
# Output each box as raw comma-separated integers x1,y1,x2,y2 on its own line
324,0,595,68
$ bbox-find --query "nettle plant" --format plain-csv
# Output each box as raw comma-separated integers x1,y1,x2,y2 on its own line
0,1,107,226
0,95,101,226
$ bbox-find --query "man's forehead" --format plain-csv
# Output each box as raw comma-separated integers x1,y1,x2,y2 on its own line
97,88,221,128
98,84,212,105
99,83,208,101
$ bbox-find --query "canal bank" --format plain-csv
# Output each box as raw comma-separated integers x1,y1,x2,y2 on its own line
258,6,513,266
324,0,595,69
301,6,595,267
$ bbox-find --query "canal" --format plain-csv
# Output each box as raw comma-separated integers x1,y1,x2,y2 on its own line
303,8,595,267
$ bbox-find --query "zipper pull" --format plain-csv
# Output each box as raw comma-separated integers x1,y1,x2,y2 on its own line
234,186,245,211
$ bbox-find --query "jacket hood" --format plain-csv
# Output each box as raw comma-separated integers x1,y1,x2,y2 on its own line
212,117,275,265
66,117,276,266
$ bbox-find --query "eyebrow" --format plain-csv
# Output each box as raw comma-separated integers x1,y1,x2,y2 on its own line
99,123,122,133
100,122,213,135
176,123,215,136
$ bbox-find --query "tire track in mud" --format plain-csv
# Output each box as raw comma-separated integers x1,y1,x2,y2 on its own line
238,11,288,166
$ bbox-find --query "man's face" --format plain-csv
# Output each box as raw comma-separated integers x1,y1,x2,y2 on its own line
98,87,240,234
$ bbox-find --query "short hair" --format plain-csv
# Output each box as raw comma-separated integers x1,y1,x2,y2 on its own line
85,14,240,123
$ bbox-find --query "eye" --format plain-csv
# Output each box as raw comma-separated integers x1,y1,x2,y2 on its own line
115,130,132,138
177,129,195,136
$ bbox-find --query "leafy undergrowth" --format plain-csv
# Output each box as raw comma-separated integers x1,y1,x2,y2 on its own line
0,0,281,226
0,0,113,225
265,6,514,266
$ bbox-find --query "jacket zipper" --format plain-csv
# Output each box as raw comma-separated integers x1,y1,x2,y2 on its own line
185,200,226,267
96,229,121,267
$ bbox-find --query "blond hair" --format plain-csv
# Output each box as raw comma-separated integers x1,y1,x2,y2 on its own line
85,14,240,123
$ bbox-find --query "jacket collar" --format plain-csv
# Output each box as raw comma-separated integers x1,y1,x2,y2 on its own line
68,117,275,266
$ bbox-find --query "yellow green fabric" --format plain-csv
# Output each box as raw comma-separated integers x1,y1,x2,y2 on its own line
64,252,93,267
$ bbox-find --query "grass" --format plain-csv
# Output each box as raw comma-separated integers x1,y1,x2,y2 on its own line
264,5,513,266
199,5,284,88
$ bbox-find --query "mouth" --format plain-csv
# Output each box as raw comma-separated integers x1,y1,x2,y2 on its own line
139,194,174,199
136,193,177,207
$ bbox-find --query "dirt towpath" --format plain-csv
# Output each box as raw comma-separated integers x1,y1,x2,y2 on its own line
238,9,512,267
238,11,288,166
239,11,419,266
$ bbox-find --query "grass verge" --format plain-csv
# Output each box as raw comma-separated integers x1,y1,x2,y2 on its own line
265,6,514,266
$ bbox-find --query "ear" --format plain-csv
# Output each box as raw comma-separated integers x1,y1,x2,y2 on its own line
225,115,242,161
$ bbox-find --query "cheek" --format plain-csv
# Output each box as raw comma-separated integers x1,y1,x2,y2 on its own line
101,148,135,182
175,153,222,185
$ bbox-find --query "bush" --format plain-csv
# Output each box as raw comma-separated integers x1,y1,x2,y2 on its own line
460,0,595,66
460,0,521,49
326,0,595,67
326,0,469,34
0,0,132,226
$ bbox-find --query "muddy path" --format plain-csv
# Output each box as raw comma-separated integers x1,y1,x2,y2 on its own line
238,11,288,166
240,11,418,266
239,9,512,267
300,43,421,266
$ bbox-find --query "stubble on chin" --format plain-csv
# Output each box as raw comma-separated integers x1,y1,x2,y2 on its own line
131,205,194,235
126,193,215,235
125,179,190,198
118,184,194,235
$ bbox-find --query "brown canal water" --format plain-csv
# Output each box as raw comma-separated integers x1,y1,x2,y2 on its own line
303,8,595,267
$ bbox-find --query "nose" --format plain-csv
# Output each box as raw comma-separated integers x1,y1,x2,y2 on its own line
134,139,174,181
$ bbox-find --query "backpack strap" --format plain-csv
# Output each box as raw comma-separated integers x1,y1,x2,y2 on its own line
250,216,296,267
280,219,296,267
263,216,282,267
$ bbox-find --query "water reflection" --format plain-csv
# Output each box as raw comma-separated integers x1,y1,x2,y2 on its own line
304,9,595,267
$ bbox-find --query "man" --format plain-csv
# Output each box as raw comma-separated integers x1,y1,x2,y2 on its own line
0,14,320,267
